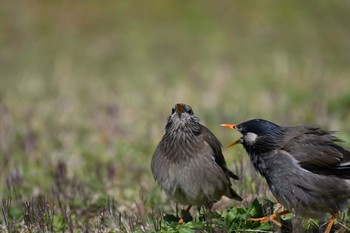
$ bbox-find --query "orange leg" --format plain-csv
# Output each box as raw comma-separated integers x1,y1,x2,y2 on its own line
178,205,192,223
248,210,290,227
324,212,338,233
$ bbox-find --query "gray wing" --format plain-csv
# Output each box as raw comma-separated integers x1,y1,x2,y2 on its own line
199,125,242,201
199,125,239,180
281,126,350,179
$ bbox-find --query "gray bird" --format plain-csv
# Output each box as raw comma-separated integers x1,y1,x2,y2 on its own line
151,103,242,222
221,119,350,233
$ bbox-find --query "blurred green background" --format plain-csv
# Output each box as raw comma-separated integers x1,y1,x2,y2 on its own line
1,0,350,230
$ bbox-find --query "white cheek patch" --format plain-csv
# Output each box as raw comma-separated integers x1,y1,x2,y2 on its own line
244,132,258,145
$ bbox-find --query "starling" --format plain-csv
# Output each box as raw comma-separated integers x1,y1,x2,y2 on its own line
221,119,350,232
151,103,242,222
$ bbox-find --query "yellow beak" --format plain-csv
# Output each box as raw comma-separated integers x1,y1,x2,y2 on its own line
220,123,241,148
220,123,237,129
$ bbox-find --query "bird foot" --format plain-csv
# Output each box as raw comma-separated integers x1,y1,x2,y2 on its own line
248,210,290,227
324,212,338,233
178,205,192,223
248,215,282,227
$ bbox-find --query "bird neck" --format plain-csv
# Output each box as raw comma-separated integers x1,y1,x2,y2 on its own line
165,121,201,137
248,148,282,179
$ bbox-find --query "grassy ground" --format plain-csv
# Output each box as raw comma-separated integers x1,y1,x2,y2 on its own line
1,1,350,232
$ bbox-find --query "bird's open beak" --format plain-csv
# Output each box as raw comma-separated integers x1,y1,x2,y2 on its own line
226,138,242,148
220,123,242,148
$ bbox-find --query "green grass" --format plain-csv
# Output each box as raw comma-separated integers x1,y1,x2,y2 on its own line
1,1,350,232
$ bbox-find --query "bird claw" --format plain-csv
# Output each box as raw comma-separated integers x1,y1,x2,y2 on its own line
248,210,289,227
248,215,282,227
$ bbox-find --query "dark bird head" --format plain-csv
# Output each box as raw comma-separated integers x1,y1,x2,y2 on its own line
221,119,285,155
165,103,201,136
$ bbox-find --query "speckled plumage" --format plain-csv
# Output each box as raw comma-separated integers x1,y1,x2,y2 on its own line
151,103,241,209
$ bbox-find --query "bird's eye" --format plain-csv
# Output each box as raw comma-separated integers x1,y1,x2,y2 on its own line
171,107,175,114
188,109,193,115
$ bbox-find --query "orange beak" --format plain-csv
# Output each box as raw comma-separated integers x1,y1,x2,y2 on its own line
175,103,184,118
220,123,241,148
226,138,242,148
175,103,184,112
220,123,238,129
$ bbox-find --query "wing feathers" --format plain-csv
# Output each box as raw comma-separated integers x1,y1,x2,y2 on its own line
282,126,350,179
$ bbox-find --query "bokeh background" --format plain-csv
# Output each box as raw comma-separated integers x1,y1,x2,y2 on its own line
1,1,350,231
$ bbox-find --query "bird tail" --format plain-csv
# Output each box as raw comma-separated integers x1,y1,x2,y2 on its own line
227,169,239,180
229,186,242,201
